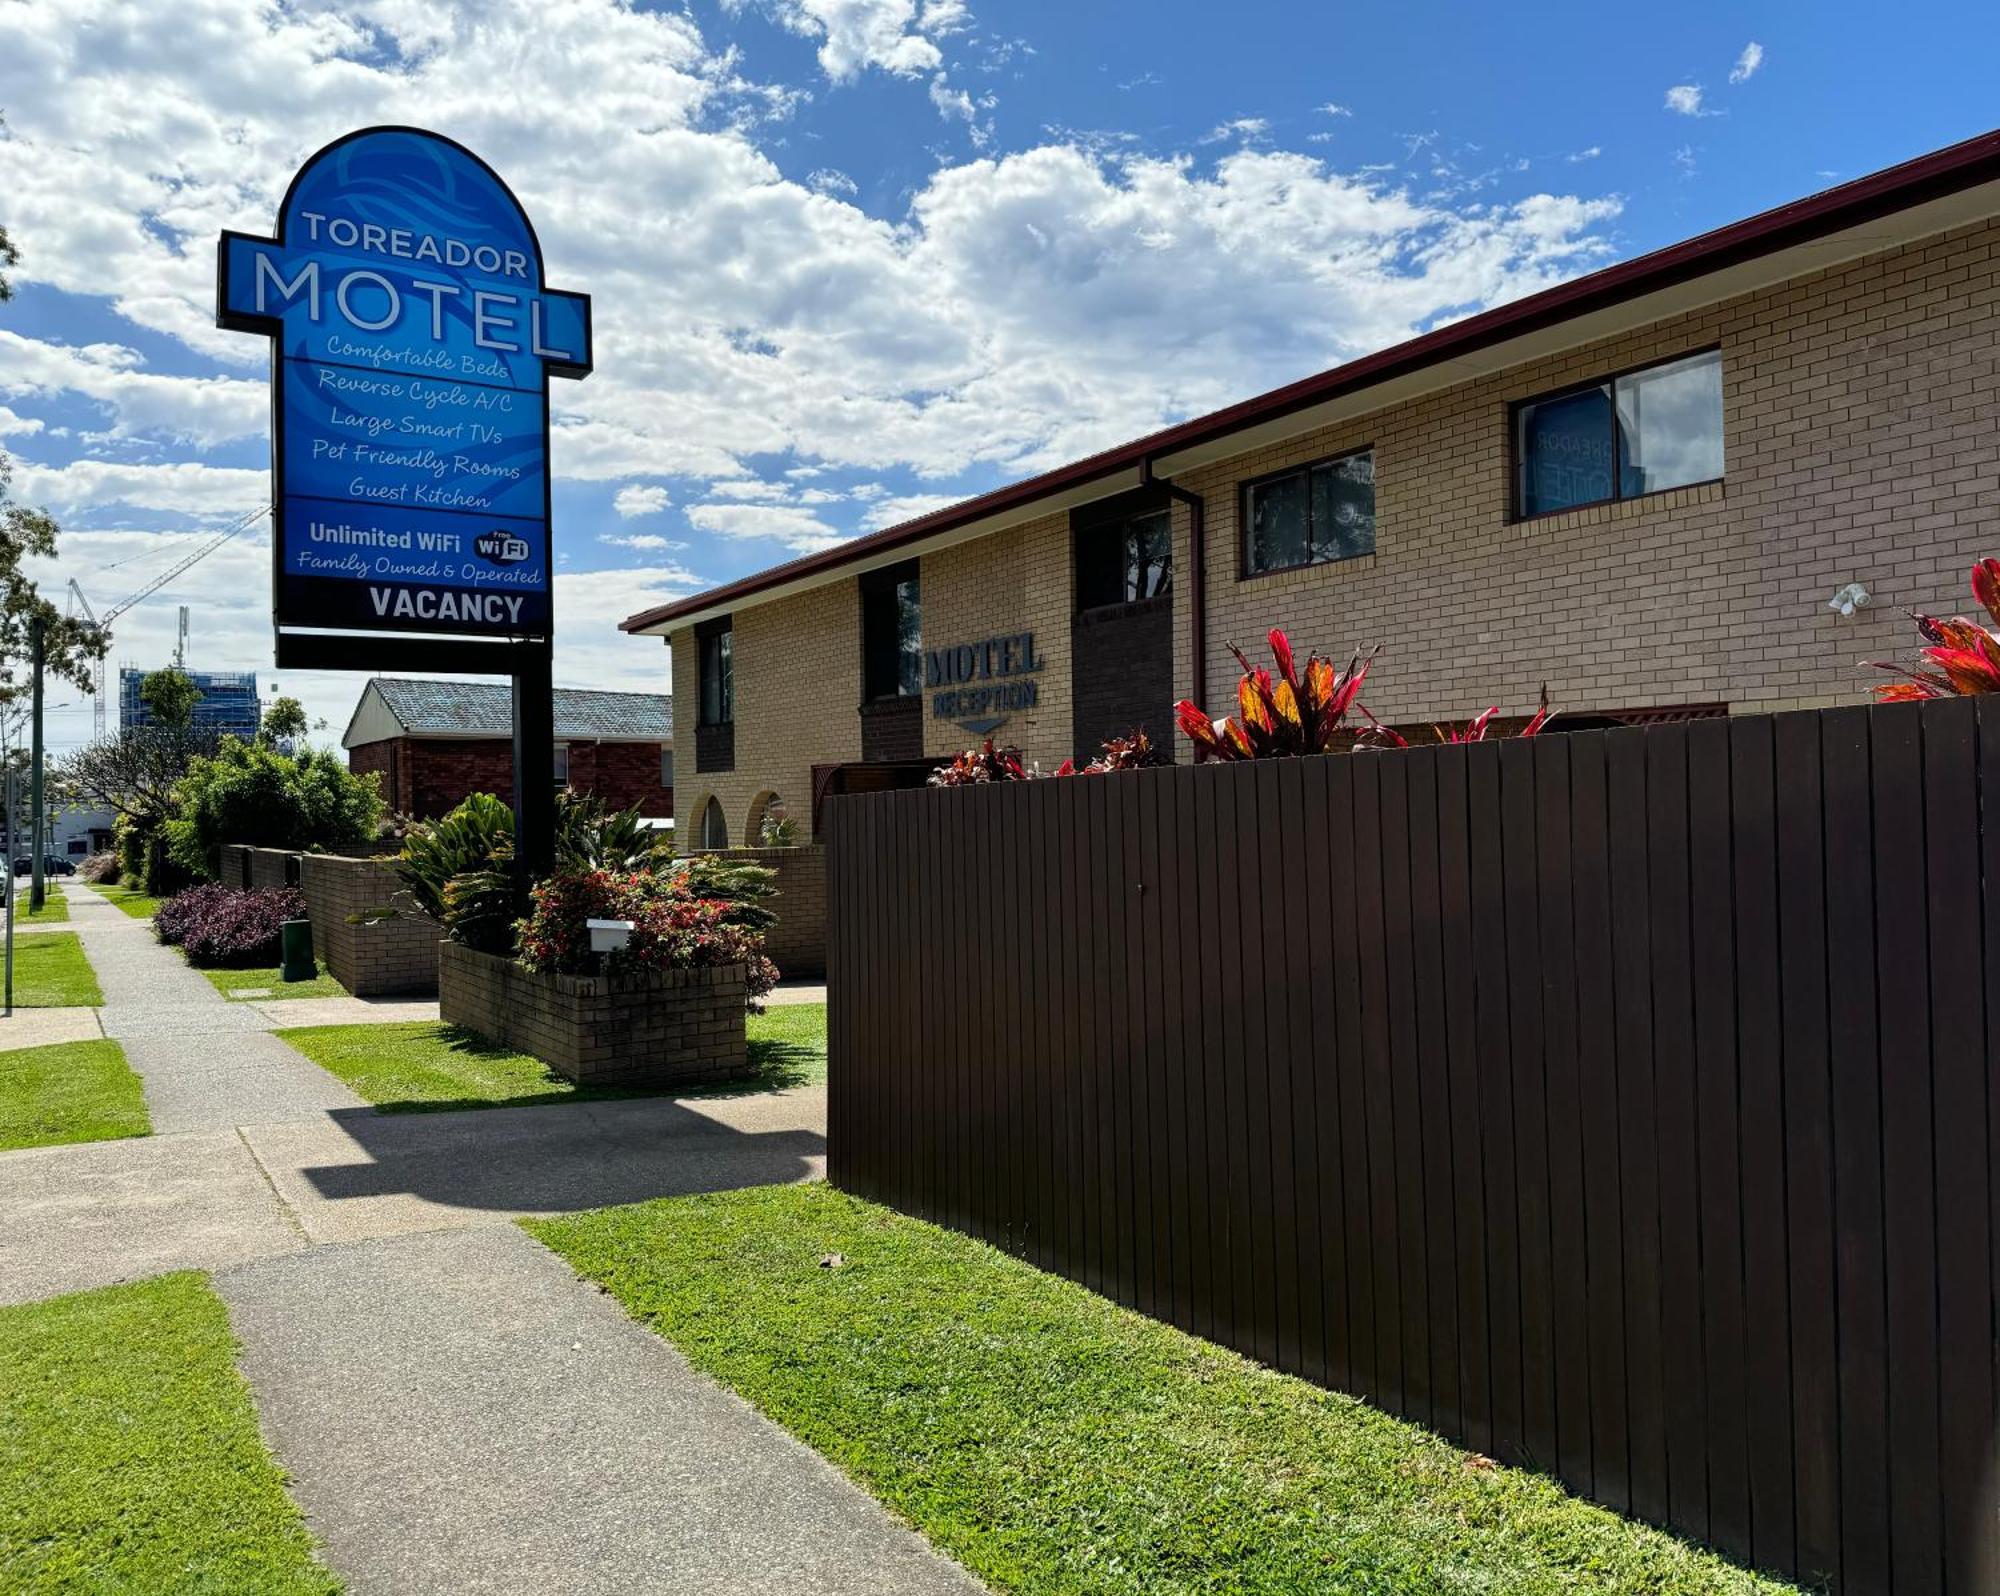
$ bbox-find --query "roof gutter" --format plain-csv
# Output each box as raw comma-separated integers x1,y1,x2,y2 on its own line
1139,457,1207,712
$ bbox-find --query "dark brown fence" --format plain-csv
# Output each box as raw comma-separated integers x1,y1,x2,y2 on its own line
825,698,2000,1596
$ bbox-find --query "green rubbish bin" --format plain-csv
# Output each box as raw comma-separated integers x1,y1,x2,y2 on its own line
279,919,315,984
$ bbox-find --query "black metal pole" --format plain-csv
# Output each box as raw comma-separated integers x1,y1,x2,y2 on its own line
29,615,45,914
511,643,555,888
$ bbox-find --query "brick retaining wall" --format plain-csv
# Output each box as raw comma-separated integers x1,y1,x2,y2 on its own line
438,941,749,1086
220,844,299,891
298,853,439,997
723,845,825,980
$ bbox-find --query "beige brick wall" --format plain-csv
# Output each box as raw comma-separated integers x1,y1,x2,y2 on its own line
1181,216,2000,726
919,513,1073,768
667,214,2000,790
672,577,864,852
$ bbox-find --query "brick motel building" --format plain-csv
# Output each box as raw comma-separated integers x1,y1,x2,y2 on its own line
343,678,674,821
623,129,2000,851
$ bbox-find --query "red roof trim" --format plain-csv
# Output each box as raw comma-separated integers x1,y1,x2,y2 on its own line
622,126,2000,633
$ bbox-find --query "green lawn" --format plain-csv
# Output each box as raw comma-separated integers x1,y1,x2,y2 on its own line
87,881,163,920
5,932,104,1007
0,1040,147,1152
200,959,346,1001
277,1001,826,1114
533,1185,1794,1596
0,1272,339,1594
13,884,68,923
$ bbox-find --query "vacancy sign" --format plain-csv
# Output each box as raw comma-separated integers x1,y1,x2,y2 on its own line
218,126,592,639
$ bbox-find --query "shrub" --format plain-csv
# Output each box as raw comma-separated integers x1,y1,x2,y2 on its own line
164,739,383,880
1176,630,1378,760
669,853,777,934
117,812,195,898
77,851,120,885
1873,556,2000,699
555,790,673,872
396,792,515,925
516,868,777,1002
153,883,304,967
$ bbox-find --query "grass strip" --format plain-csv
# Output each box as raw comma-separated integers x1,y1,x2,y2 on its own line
277,1001,826,1114
200,960,346,1001
4,932,104,1007
11,885,68,924
0,1271,339,1593
533,1184,1795,1596
0,1039,147,1151
86,882,162,920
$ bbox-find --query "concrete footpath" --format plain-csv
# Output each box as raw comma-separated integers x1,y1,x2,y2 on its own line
1,885,976,1595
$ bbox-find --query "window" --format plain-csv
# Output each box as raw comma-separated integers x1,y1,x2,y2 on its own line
552,743,569,785
861,562,922,702
698,623,733,727
699,795,728,850
1514,349,1723,518
660,748,674,789
1243,449,1374,576
1077,508,1173,610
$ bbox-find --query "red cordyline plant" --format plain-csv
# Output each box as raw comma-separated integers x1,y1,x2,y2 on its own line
1359,687,1556,749
929,728,1170,785
1871,557,2000,700
1175,629,1377,760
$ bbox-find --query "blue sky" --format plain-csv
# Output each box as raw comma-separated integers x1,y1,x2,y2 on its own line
1,0,1994,750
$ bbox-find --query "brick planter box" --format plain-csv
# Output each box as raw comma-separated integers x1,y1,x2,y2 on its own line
300,853,439,998
721,844,825,979
437,941,750,1088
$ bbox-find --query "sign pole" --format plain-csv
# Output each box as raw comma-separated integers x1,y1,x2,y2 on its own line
512,647,556,883
28,615,45,915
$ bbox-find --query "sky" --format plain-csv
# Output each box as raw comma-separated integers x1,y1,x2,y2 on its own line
1,0,1995,756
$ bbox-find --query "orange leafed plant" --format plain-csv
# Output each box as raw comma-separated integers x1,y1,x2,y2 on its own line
1174,629,1379,760
1872,557,2000,700
1360,687,1556,748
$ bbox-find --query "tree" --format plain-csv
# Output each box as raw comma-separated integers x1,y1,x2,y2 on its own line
0,222,17,302
164,739,383,878
259,695,311,745
138,666,202,731
52,724,221,823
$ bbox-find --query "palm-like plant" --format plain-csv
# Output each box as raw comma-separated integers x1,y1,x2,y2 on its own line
1873,557,2000,699
1360,688,1556,748
1174,629,1378,760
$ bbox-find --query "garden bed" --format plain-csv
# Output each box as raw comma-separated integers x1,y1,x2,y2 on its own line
437,941,752,1088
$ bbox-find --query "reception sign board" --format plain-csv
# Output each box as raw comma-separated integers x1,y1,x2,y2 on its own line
218,126,591,640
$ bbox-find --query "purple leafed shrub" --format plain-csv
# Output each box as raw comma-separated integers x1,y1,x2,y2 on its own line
154,883,306,968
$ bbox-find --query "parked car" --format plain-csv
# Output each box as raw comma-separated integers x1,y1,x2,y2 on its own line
12,856,75,877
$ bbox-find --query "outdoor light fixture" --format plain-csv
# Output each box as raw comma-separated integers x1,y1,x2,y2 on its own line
1828,581,1871,617
586,918,635,955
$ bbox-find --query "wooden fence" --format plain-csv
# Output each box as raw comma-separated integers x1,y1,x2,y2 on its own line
825,698,2000,1595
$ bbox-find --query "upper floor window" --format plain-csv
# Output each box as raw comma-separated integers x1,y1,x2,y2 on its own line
861,561,922,702
698,622,733,727
1242,449,1375,577
1077,507,1172,610
1514,348,1723,519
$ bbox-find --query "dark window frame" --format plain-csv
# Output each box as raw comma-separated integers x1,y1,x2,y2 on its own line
1074,499,1174,615
858,559,923,705
696,617,733,729
1509,346,1724,523
1237,445,1377,581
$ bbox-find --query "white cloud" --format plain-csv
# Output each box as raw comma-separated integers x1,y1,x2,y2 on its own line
860,492,963,529
612,484,673,518
1204,116,1270,144
1317,103,1352,117
686,502,848,553
807,167,859,197
10,457,269,518
1729,42,1764,84
1566,145,1602,163
749,0,945,81
1665,84,1706,116
0,406,45,438
600,532,687,552
0,330,265,448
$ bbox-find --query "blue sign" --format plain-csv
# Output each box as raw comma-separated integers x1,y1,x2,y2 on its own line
217,127,591,638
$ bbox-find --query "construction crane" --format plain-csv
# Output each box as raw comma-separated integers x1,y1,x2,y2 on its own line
66,505,270,738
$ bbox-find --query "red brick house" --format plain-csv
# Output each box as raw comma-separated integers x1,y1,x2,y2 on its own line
343,678,674,821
